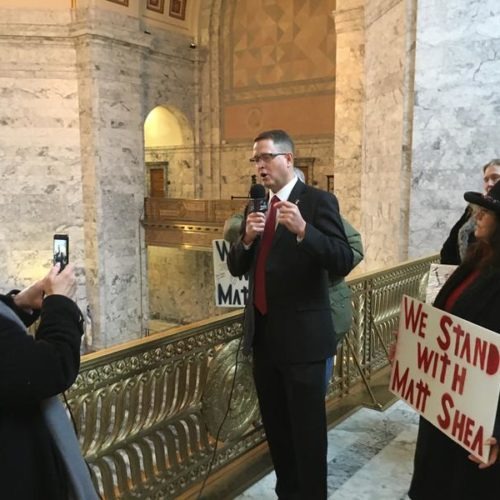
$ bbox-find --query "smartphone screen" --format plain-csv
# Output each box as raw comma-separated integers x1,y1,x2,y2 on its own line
53,234,69,270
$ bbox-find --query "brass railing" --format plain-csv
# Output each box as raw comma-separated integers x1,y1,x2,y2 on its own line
67,254,437,499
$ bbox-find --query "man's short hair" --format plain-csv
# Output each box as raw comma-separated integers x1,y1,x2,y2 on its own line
483,159,500,172
254,129,295,154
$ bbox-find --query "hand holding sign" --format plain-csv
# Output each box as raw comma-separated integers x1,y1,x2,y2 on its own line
390,295,500,464
468,437,499,469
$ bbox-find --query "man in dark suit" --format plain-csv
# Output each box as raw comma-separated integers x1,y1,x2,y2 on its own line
227,129,353,499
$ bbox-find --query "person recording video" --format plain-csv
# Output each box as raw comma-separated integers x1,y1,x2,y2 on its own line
0,264,98,499
227,129,353,499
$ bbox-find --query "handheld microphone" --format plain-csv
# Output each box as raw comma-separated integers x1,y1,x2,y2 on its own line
248,184,268,213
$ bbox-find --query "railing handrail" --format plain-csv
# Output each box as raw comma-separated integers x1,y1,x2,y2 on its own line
81,253,439,366
81,309,243,366
346,252,438,286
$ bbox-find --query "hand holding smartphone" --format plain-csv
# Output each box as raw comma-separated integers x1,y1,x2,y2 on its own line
53,234,69,271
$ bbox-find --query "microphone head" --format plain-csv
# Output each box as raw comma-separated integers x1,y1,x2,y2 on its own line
249,183,266,199
248,184,267,213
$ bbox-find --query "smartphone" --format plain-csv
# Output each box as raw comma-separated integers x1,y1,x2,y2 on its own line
53,234,69,271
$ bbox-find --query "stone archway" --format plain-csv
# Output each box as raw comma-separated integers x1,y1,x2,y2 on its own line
144,105,195,199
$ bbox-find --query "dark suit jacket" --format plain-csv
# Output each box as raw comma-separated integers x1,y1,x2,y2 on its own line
410,263,500,500
227,180,353,362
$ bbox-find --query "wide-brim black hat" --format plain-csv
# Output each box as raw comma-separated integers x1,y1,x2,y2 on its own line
464,181,500,214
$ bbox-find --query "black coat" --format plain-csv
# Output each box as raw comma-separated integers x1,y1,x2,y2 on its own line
227,180,353,361
409,265,500,500
0,293,83,500
440,207,476,265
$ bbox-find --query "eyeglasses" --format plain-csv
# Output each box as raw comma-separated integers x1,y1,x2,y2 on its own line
249,152,288,163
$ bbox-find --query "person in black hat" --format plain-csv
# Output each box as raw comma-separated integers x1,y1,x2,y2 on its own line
440,159,500,264
409,181,500,499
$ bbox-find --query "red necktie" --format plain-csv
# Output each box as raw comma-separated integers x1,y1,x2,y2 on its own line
254,195,279,315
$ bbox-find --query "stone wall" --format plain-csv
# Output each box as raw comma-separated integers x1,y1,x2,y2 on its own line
0,9,85,294
361,0,412,268
147,246,226,324
0,6,197,348
409,0,500,257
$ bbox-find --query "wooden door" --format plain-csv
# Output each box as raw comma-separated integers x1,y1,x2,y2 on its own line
150,168,165,197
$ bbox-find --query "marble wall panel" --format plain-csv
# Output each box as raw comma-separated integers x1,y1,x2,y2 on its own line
0,16,86,307
147,246,226,325
409,0,500,258
362,0,408,268
333,1,365,238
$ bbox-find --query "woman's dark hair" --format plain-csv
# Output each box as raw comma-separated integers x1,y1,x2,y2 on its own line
463,211,500,270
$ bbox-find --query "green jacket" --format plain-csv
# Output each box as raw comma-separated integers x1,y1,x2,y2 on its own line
223,213,244,244
223,213,363,343
328,217,363,342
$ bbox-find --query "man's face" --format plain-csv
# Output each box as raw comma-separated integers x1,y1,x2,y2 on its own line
251,139,293,193
483,165,500,194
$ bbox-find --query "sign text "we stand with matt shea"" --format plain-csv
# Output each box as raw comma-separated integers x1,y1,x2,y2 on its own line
390,295,500,463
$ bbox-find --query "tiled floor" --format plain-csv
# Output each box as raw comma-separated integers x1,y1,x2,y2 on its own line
235,400,418,500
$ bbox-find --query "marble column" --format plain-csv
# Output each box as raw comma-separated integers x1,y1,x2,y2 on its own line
73,8,152,347
195,0,223,200
361,0,412,268
332,0,365,231
409,0,500,258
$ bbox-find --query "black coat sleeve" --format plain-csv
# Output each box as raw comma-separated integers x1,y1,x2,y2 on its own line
0,291,40,327
299,190,354,277
0,294,83,407
440,207,472,265
227,205,256,277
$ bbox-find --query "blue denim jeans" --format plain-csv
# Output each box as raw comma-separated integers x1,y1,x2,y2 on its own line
325,356,334,392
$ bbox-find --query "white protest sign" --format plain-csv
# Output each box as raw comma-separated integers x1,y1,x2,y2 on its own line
212,239,249,308
390,295,500,462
